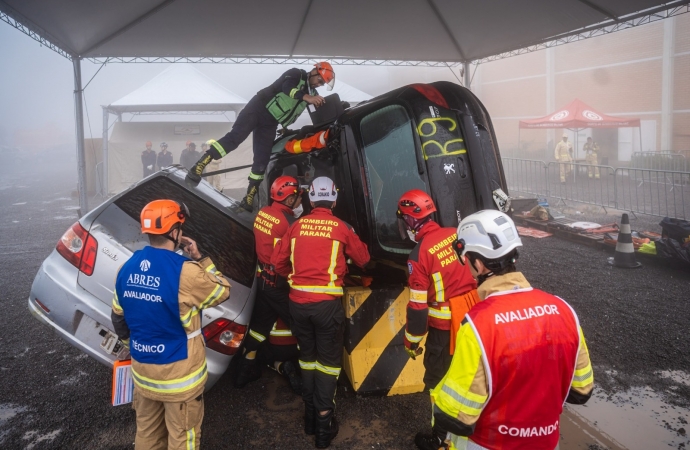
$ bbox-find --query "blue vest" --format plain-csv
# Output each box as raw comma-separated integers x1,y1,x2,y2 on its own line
116,246,189,364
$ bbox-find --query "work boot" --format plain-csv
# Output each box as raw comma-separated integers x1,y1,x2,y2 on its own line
280,360,303,395
315,410,339,448
186,153,214,185
414,432,447,450
233,358,261,388
304,402,316,435
239,179,262,212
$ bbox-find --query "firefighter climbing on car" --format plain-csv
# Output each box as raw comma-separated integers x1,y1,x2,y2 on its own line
395,189,480,450
186,63,336,212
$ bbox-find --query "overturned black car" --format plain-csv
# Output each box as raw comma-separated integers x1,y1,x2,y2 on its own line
226,81,509,395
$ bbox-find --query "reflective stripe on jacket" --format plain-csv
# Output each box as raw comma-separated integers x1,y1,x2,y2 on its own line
112,253,231,403
404,221,477,348
253,202,295,267
268,318,298,346
261,68,316,127
432,279,592,450
272,207,370,303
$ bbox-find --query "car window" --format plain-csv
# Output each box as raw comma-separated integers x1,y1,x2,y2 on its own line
114,177,256,287
360,104,427,253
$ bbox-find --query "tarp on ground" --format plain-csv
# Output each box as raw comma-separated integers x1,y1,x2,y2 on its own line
519,99,641,129
107,121,253,194
108,65,247,113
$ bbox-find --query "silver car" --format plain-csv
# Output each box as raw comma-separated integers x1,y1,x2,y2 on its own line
28,167,257,388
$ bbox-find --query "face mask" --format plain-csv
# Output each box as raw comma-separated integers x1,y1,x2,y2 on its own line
293,204,304,218
406,230,417,242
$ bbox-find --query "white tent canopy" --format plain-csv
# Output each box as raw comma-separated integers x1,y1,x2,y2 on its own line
3,0,688,63
107,65,247,113
3,0,687,212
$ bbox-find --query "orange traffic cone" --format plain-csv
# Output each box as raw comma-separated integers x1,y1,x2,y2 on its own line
608,213,641,269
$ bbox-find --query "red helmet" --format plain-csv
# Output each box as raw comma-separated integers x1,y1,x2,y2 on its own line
397,189,436,219
141,199,189,234
314,62,335,91
270,176,299,202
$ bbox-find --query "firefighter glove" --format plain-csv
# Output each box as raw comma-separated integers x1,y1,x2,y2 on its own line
406,346,423,360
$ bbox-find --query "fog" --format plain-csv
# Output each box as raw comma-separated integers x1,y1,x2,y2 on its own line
0,24,462,154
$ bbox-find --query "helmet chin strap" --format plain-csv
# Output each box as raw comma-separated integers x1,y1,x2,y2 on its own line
162,225,181,249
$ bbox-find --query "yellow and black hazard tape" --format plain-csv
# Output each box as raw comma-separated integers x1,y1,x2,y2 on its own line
341,286,426,396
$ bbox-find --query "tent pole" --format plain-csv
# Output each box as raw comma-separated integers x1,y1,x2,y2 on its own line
102,107,109,196
463,61,471,90
73,57,88,214
638,126,643,152
518,127,521,158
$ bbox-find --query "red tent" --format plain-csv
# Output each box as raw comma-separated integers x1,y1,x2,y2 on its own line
519,99,641,129
517,99,641,160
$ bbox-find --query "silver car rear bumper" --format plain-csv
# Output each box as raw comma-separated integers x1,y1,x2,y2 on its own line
28,251,235,389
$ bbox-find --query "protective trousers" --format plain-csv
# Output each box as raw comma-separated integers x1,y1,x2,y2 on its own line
244,280,293,353
424,327,453,443
558,158,572,183
586,154,600,178
423,327,452,391
211,97,279,178
290,299,345,412
133,389,204,450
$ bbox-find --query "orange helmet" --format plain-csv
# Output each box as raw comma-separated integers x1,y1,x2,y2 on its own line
271,176,299,202
314,62,335,91
397,189,436,220
186,140,192,146
145,141,152,146
140,199,189,235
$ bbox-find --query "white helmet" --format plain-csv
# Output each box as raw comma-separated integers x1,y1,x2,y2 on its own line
455,210,522,261
309,176,338,202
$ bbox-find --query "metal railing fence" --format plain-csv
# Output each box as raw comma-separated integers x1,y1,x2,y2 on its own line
615,168,689,220
501,158,548,197
502,157,690,220
547,162,617,210
631,151,688,172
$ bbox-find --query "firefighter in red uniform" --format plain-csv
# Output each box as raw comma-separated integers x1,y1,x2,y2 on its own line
234,176,303,389
272,176,370,449
430,210,594,450
396,190,480,450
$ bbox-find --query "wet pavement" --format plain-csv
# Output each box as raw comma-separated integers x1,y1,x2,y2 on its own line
1,156,690,449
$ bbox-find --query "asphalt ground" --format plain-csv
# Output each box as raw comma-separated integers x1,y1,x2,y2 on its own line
1,157,690,449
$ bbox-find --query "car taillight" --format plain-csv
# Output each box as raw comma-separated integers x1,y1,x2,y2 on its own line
411,83,449,109
203,318,246,356
56,222,98,276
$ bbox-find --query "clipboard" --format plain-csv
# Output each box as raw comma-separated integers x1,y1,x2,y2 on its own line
112,359,134,406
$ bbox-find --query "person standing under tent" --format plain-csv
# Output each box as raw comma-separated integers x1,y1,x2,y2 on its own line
156,142,173,170
554,133,573,183
180,141,200,171
141,141,157,178
583,137,600,179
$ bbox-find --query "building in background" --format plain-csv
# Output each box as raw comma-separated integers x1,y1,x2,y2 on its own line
474,14,690,165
